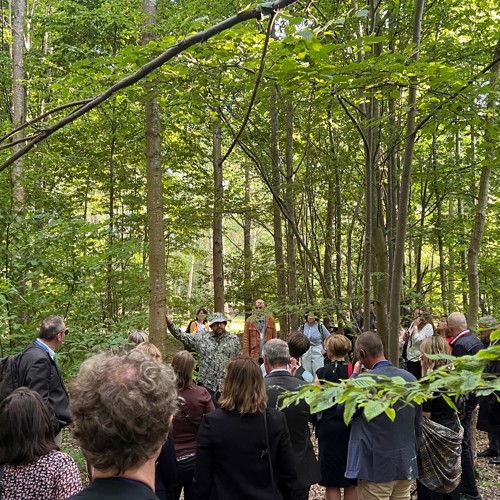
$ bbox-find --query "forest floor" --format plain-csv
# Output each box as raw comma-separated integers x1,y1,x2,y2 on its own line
63,429,499,498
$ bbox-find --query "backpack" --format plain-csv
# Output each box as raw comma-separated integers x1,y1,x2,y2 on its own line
0,351,24,403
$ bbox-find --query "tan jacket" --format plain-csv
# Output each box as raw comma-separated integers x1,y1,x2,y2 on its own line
242,314,277,359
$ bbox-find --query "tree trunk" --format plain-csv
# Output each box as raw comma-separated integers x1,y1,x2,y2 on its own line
467,39,500,329
457,198,468,310
432,133,448,314
270,86,287,335
212,116,225,312
106,130,116,324
243,164,253,319
143,0,167,352
388,0,425,364
11,0,26,216
285,101,297,333
455,131,469,310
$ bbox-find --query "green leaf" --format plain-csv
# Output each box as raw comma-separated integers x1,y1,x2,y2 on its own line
355,9,369,18
299,30,314,41
350,376,377,388
442,394,459,412
490,329,500,342
391,376,408,386
343,393,359,426
385,407,396,421
363,400,389,421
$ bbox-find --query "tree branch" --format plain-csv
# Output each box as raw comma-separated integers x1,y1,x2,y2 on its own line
0,0,300,173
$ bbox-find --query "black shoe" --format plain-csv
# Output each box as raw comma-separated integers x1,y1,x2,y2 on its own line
489,456,500,465
477,448,497,457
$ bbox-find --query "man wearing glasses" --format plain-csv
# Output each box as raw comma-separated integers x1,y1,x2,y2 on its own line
18,315,71,445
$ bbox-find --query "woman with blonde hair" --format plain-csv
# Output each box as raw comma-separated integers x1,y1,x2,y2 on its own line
194,357,296,500
315,335,357,500
417,336,462,500
134,341,162,361
170,351,214,500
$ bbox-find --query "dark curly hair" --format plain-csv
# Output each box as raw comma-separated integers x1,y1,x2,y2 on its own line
70,350,177,474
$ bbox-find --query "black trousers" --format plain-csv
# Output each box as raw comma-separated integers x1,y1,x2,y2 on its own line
173,456,195,500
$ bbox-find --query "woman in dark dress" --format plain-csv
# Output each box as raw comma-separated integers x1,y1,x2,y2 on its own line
193,356,296,500
417,336,461,500
314,335,357,500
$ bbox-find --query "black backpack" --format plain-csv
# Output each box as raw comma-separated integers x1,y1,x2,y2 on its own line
0,350,24,403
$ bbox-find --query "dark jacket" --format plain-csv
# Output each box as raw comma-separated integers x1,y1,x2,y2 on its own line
450,330,482,357
194,407,296,500
341,363,422,483
17,341,71,435
477,345,500,433
265,370,321,490
450,330,483,411
66,478,159,499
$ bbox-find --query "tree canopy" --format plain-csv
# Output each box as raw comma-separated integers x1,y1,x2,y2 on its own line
0,0,499,370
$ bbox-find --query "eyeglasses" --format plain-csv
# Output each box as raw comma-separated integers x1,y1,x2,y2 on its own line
60,329,69,336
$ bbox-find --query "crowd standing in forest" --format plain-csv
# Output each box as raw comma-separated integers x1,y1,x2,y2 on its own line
0,306,497,499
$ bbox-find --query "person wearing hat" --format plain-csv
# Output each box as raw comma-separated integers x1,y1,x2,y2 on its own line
166,312,242,405
476,316,500,465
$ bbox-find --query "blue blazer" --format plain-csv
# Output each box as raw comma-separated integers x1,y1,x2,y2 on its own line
341,364,422,483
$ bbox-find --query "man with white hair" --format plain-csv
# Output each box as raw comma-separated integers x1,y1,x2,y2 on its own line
447,312,483,500
263,339,321,500
448,312,482,357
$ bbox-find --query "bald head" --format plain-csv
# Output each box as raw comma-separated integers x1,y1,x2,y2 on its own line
447,312,467,337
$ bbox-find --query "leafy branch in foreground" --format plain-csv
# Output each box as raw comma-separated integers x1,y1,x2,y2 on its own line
281,333,500,426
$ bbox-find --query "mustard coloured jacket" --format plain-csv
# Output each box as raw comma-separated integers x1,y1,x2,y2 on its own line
242,314,277,359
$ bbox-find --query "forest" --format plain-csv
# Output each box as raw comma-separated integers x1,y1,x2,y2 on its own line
0,0,499,372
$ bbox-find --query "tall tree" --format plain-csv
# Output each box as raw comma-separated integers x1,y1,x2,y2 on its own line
388,0,426,363
467,39,500,329
213,114,225,312
270,86,287,334
143,0,167,350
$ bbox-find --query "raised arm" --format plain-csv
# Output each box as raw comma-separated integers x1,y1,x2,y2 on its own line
166,314,197,351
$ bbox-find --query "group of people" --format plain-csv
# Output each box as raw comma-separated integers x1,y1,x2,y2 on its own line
0,306,497,500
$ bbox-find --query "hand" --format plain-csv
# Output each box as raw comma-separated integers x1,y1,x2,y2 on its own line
352,361,364,375
165,307,172,325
